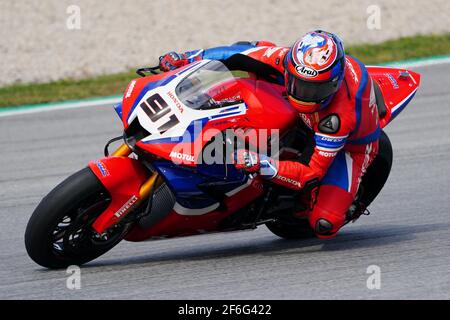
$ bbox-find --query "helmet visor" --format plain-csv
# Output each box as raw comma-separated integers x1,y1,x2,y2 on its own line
286,73,340,103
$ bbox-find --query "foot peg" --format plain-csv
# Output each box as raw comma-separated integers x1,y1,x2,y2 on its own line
346,202,371,223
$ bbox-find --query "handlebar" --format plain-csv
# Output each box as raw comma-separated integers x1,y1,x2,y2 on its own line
136,66,161,77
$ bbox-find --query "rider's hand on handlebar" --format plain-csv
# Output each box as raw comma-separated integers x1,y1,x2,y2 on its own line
234,149,261,173
159,52,189,72
234,149,279,179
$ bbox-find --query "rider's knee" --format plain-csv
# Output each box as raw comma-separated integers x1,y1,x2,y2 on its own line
309,205,346,238
308,185,354,238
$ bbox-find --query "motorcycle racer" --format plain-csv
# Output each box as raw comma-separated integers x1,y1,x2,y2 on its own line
159,30,380,238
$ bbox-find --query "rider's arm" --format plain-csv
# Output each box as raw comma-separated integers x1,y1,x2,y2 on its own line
270,133,349,190
160,41,288,75
266,114,356,191
186,41,289,75
184,43,258,63
184,40,279,61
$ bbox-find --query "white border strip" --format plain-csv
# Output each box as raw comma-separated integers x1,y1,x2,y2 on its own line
391,88,419,114
173,202,220,216
0,96,121,118
383,56,450,68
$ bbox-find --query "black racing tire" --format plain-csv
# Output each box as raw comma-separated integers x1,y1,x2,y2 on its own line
266,218,315,240
25,167,131,269
359,130,393,207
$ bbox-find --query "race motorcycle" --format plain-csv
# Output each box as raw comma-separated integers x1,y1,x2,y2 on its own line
25,59,420,269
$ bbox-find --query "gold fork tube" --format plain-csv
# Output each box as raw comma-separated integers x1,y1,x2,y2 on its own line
110,143,160,200
111,143,132,157
139,172,160,199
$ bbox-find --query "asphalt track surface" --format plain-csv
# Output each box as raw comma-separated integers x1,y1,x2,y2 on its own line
0,64,449,300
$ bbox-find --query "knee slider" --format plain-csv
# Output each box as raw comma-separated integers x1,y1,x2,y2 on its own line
315,218,335,235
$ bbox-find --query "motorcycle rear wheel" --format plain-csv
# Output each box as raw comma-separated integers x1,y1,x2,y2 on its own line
25,168,131,269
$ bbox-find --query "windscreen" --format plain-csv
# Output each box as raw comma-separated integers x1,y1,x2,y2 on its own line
175,61,239,110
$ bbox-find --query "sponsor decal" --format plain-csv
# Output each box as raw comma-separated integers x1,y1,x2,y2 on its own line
361,143,373,174
114,195,139,218
95,161,110,177
317,135,345,143
125,80,136,99
300,113,313,129
315,132,347,151
276,48,289,65
385,73,399,89
296,65,318,78
275,175,302,188
167,91,184,113
318,150,337,158
216,94,242,104
170,151,195,162
263,47,280,58
346,57,358,83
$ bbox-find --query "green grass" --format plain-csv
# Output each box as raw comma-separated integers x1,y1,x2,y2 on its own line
346,34,450,64
0,70,136,108
1,34,450,108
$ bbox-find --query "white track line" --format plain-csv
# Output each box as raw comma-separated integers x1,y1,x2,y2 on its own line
0,97,121,118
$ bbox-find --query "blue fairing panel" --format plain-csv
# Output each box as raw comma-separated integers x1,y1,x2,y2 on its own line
152,161,217,209
186,44,256,62
114,103,123,119
152,160,247,209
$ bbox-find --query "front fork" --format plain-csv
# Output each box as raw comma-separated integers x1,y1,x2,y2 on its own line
111,143,161,198
89,143,160,234
111,143,132,157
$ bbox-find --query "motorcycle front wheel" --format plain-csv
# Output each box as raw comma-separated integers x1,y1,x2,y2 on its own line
25,167,131,269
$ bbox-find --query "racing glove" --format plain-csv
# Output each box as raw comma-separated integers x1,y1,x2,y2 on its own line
234,149,278,179
159,52,189,72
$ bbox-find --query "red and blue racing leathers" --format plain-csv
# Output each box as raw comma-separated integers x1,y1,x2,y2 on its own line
183,41,380,237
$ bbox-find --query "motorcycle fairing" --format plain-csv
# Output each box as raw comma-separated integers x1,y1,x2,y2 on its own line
367,66,421,128
88,156,149,234
150,160,248,210
123,60,248,164
121,60,297,168
124,173,265,241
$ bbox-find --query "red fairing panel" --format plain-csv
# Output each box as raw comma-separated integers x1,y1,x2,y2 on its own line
121,70,179,130
132,78,297,167
88,157,149,233
367,66,421,128
125,176,265,241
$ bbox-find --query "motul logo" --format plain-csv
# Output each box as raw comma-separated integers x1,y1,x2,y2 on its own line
318,151,337,158
296,65,318,78
170,151,195,162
